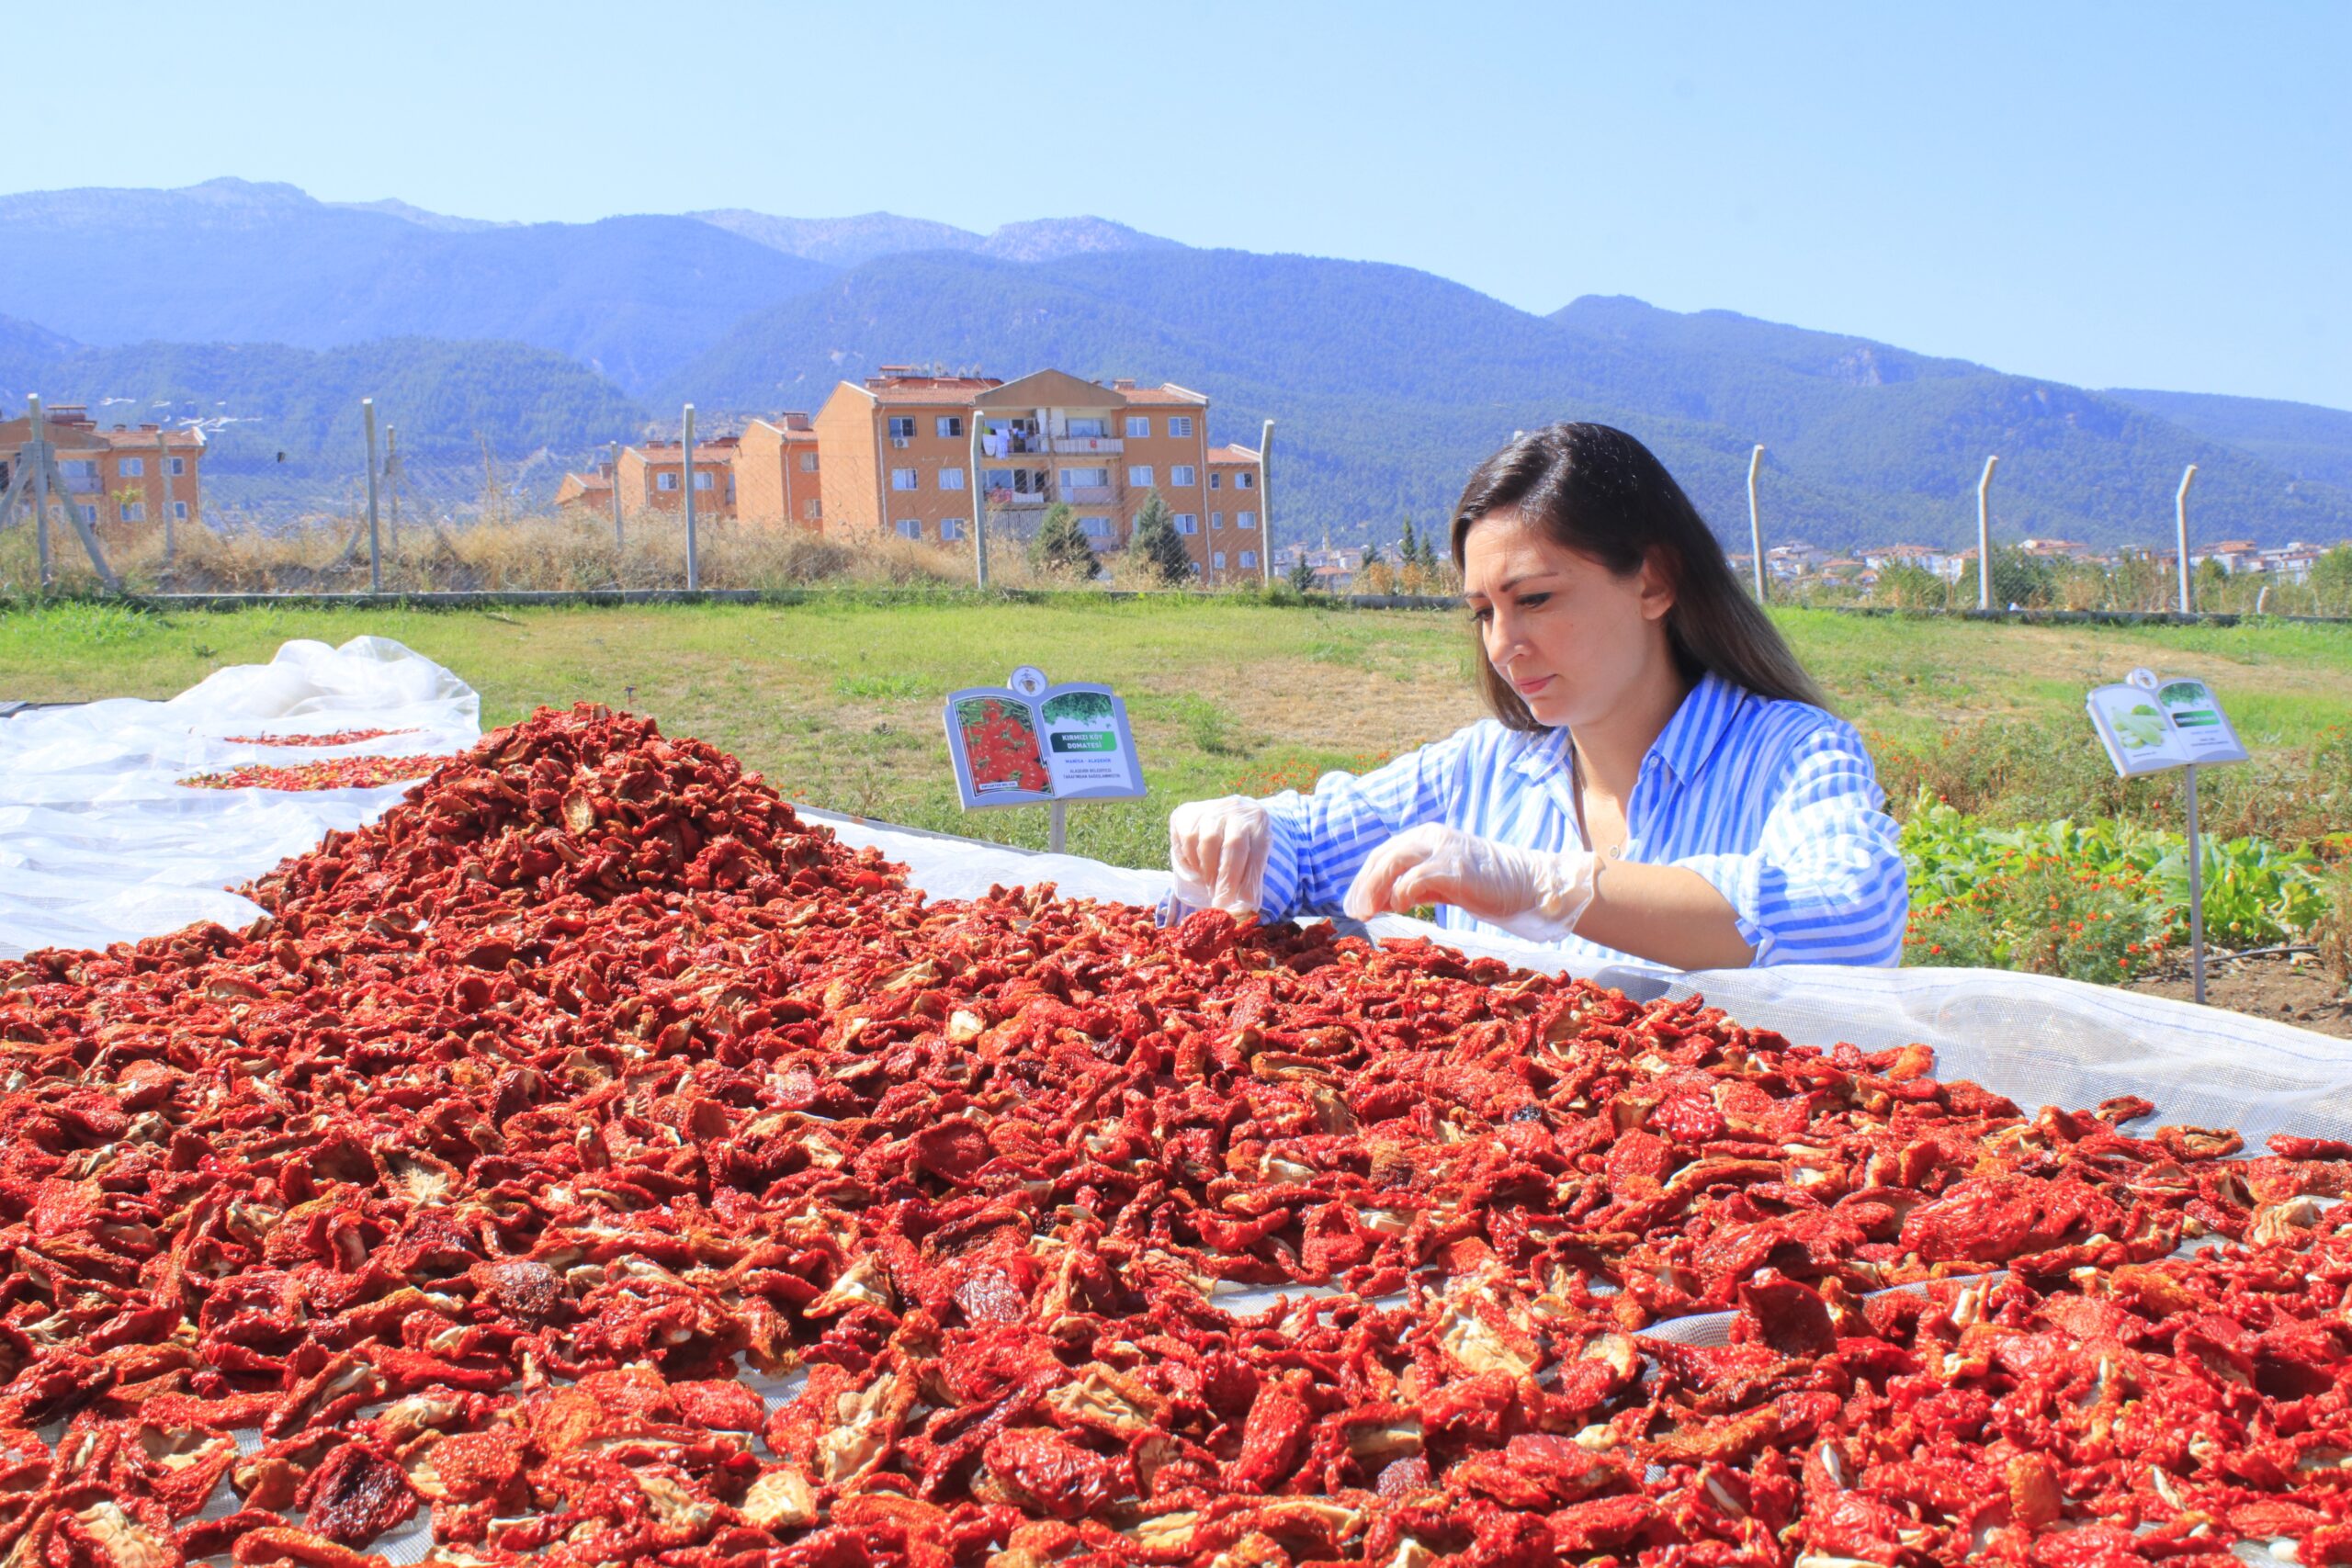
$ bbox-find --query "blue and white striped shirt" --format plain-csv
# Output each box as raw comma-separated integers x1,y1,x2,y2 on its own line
1257,671,1908,968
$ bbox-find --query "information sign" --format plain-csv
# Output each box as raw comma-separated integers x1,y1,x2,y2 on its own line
943,670,1145,811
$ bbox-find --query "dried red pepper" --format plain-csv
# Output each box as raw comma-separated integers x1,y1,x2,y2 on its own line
178,754,442,791
0,703,2343,1568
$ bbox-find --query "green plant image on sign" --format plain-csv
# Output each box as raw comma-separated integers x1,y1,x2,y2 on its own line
2112,704,2166,750
1041,691,1115,726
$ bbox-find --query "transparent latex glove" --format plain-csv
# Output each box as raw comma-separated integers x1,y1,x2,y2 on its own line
1168,795,1272,917
1342,823,1600,942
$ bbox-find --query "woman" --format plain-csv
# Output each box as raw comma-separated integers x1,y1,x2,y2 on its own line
1168,423,1906,970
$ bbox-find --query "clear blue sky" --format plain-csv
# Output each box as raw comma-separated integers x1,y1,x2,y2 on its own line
14,2,2348,409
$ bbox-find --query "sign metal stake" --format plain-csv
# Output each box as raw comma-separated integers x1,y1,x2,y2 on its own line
2183,763,2207,1005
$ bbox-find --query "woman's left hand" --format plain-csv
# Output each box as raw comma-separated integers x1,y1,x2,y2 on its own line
1343,824,1600,942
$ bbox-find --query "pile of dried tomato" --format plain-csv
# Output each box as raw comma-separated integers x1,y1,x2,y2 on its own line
222,730,420,749
3,705,2346,1568
178,756,443,792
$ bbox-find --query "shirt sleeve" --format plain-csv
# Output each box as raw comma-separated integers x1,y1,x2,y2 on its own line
1256,728,1478,920
1671,722,1909,966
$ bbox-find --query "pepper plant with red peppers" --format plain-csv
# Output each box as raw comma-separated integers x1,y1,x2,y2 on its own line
1,705,2346,1568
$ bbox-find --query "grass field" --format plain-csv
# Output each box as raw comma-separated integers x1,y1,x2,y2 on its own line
6,595,2349,875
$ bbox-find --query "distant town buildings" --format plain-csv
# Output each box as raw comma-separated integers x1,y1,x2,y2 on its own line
554,365,1265,583
558,436,745,523
0,405,204,533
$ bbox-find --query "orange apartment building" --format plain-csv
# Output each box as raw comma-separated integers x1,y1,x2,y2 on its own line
615,436,740,519
0,406,204,535
553,465,615,518
813,370,996,546
734,412,823,526
811,367,1265,582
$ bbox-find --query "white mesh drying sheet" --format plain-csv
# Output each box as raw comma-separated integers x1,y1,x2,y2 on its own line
0,637,481,959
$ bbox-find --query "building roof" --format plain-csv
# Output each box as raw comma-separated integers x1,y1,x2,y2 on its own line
0,414,206,453
628,439,741,464
1207,444,1261,465
976,368,1125,411
1117,383,1209,406
2209,539,2259,551
848,375,1003,406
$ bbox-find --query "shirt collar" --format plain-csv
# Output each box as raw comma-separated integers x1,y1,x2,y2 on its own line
1504,670,1749,788
1649,670,1748,786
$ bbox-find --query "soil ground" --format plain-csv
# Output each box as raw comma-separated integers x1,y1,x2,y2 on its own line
2132,953,2352,1038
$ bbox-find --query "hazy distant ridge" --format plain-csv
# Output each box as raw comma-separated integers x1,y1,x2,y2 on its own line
1,178,2346,548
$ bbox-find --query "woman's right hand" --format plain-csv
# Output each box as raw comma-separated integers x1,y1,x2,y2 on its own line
1168,795,1272,916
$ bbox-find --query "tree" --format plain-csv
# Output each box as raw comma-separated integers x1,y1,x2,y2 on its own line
1026,502,1100,581
1128,491,1194,587
1362,543,1384,569
2193,556,2230,608
2312,546,2352,615
1287,554,1317,593
1398,517,1419,565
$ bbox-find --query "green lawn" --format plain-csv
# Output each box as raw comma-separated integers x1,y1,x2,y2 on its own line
6,595,2350,869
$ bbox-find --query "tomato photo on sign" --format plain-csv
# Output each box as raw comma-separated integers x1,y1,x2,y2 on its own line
956,697,1049,793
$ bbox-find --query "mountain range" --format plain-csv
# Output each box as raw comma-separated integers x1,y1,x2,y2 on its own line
2,177,2346,549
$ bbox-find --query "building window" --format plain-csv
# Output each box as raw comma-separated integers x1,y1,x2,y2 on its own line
1080,516,1111,538
692,471,714,491
119,500,145,523
939,467,966,491
119,457,144,478
891,468,920,491
1174,513,1198,536
1066,417,1108,438
1239,549,1258,569
1211,512,1224,530
1237,510,1257,530
1061,468,1109,490
1125,415,1150,438
173,501,189,521
79,504,98,525
896,519,922,539
1170,465,1196,487
798,452,819,472
1127,465,1153,488
936,415,963,438
170,457,187,477
1235,470,1256,490
1169,416,1193,438
940,517,962,540
1210,472,1222,490
804,498,821,520
888,416,917,440
1213,551,1227,570
657,472,679,491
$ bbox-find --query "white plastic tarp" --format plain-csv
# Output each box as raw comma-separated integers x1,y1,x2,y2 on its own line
0,637,479,958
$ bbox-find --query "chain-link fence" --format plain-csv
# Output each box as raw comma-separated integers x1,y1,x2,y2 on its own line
3,393,2346,611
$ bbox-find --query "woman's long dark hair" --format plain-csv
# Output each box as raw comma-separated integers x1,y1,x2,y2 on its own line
1451,423,1827,729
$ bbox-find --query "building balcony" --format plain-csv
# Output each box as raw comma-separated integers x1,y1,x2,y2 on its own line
1059,485,1116,504
983,491,1046,507
1051,435,1124,455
